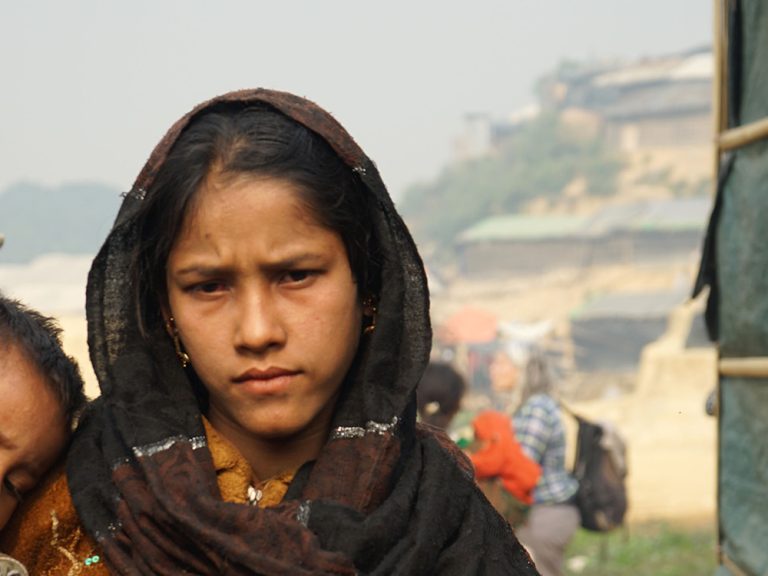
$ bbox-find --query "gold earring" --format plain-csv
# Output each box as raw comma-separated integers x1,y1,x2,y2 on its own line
166,316,190,368
363,296,377,335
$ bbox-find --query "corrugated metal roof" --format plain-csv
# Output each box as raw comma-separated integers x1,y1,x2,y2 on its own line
593,59,680,88
631,197,711,231
571,288,689,319
457,198,711,244
593,51,712,88
602,80,711,120
458,214,587,242
582,203,647,236
670,52,713,80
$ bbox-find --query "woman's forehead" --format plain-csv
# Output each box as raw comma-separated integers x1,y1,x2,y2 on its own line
189,174,324,226
169,176,345,267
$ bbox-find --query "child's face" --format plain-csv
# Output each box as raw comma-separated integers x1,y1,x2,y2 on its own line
0,344,69,530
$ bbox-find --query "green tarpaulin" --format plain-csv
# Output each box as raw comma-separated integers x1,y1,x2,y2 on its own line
697,2,768,574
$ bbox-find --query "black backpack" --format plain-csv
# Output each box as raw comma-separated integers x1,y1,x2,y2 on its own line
570,414,628,532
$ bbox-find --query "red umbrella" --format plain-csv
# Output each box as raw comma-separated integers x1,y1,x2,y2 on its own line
437,306,498,345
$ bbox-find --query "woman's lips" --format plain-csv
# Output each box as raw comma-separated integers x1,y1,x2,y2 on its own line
233,367,299,394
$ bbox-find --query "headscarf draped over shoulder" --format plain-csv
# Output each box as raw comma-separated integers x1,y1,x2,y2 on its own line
68,89,537,575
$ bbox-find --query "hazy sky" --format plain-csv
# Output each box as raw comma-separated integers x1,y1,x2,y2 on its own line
1,1,711,200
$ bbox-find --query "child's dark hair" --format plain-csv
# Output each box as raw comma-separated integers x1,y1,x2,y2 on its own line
0,294,87,425
417,362,466,429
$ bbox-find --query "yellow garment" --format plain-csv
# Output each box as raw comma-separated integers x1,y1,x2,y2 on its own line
0,418,293,574
204,417,295,507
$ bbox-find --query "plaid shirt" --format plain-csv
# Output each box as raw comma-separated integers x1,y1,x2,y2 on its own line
514,394,578,505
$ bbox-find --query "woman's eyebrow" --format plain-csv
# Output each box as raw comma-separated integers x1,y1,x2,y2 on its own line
260,253,327,270
172,265,232,278
173,253,328,277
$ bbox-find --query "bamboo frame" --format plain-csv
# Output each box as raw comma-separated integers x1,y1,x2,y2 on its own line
718,117,768,150
713,0,768,154
713,0,727,178
719,357,768,378
722,552,754,576
712,6,768,572
713,0,726,570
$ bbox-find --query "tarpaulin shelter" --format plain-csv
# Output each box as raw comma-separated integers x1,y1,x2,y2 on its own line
434,307,499,393
571,289,688,372
693,1,768,573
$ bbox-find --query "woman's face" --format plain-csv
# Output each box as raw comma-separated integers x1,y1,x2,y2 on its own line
489,352,518,393
0,344,69,530
165,174,362,446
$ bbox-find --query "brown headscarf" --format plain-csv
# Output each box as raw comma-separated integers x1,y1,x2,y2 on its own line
67,89,538,575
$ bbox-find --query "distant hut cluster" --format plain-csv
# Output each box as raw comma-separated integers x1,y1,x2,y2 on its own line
456,197,710,277
454,47,712,184
542,48,712,155
435,47,714,398
439,196,710,389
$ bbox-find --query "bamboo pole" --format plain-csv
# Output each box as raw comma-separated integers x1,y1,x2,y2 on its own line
718,116,768,150
719,357,768,378
712,1,726,571
722,552,755,576
712,0,726,180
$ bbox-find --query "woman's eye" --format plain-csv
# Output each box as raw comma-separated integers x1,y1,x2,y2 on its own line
282,270,314,284
189,281,226,294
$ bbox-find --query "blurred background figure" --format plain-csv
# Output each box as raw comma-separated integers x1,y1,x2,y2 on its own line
469,410,541,527
416,361,467,430
488,344,523,413
492,349,580,576
416,358,544,530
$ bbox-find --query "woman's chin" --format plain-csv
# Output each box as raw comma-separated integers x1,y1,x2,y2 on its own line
244,418,323,443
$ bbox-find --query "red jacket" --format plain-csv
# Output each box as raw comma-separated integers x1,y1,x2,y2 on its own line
469,411,542,505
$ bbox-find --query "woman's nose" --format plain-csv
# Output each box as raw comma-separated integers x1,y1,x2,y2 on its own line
233,289,287,352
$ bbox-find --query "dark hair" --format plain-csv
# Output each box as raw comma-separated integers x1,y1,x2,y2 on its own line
521,352,554,404
133,103,381,333
0,294,87,425
416,362,466,429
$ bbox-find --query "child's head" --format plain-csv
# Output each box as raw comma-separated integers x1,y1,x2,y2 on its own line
0,295,86,530
416,362,466,429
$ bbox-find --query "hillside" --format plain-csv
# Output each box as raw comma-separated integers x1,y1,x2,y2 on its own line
400,48,713,262
0,181,121,263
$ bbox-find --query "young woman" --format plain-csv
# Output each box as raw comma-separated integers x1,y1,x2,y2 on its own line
0,90,538,574
491,350,579,576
